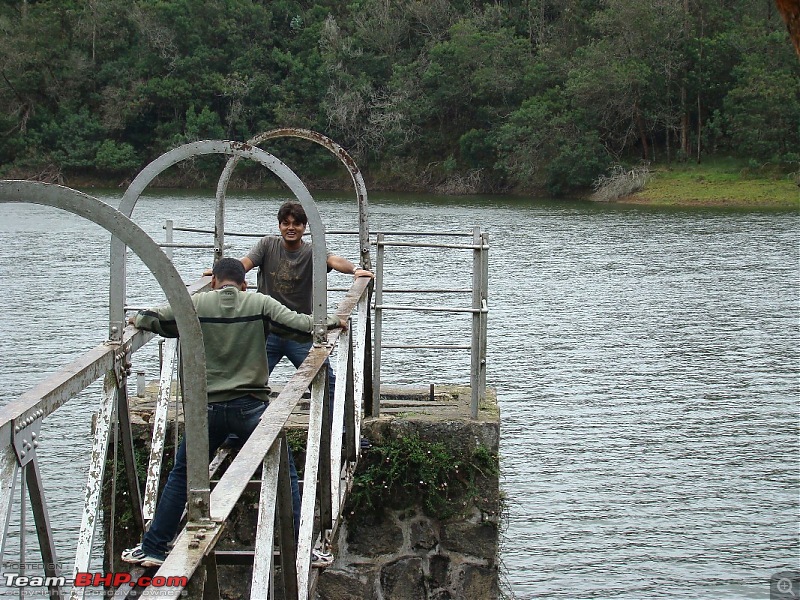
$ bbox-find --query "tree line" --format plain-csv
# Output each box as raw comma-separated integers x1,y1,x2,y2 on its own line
0,0,797,195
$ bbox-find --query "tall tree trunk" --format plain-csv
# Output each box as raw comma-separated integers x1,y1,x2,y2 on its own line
776,0,800,56
680,87,689,157
635,103,649,161
696,93,702,163
666,120,672,164
680,0,690,157
696,9,704,163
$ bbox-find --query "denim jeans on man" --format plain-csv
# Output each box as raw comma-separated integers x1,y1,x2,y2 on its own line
141,395,301,560
267,333,336,407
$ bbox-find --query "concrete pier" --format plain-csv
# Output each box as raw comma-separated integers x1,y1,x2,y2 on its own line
105,384,501,599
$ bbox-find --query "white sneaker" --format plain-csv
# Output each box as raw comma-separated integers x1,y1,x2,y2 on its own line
121,544,165,567
311,548,334,568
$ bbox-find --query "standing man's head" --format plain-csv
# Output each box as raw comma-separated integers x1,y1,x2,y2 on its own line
212,257,247,290
276,201,307,250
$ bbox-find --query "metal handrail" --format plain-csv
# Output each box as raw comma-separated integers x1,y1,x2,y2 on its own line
137,276,371,600
0,181,210,600
371,229,489,419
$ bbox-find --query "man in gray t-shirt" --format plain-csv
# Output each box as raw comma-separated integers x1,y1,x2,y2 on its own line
243,201,373,566
241,201,373,391
245,235,325,315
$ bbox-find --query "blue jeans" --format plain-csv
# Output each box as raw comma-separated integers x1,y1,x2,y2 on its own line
267,333,336,410
141,395,301,560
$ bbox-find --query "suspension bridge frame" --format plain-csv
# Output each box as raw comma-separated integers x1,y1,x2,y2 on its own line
0,135,376,599
0,180,208,600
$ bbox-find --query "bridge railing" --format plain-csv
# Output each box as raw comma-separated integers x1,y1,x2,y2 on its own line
371,228,489,418
0,132,374,600
134,275,371,600
0,238,370,600
0,270,369,600
0,180,211,600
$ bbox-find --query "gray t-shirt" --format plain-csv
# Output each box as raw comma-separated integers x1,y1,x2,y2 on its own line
246,236,331,315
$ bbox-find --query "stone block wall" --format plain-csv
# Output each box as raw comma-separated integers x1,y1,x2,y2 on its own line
315,408,501,600
106,385,501,599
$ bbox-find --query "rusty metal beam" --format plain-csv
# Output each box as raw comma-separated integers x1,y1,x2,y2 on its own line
318,369,333,532
296,368,327,598
0,447,16,561
353,291,370,450
214,128,372,270
377,239,485,250
344,330,357,463
372,234,386,417
25,455,61,600
116,381,144,533
143,338,178,522
276,431,299,600
251,440,281,598
71,374,117,600
361,290,374,420
331,328,351,515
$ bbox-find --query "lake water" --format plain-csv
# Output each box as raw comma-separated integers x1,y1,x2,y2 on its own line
0,189,797,599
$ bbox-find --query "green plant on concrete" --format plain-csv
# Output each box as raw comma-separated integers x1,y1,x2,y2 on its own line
348,434,498,520
285,428,307,454
102,425,178,536
102,437,152,534
285,428,307,479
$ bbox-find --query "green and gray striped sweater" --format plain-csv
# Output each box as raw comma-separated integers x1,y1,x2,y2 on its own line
133,286,339,404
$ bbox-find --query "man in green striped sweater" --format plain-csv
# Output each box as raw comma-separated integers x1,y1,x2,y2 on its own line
122,258,345,567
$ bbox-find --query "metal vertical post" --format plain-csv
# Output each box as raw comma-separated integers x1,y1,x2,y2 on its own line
362,287,374,418
73,375,117,600
318,370,333,531
143,338,177,522
116,382,145,533
251,440,281,599
296,369,327,598
164,219,174,260
184,340,210,523
343,329,357,463
0,450,17,564
25,458,60,599
19,462,26,589
479,232,489,406
136,371,145,397
213,186,225,265
276,432,298,600
351,290,369,459
470,227,481,418
371,234,385,417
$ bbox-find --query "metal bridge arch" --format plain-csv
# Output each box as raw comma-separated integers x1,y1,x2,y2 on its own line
0,180,207,417
0,180,209,595
213,128,372,272
110,140,331,344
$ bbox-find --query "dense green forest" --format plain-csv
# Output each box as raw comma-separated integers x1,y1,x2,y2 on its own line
0,0,797,195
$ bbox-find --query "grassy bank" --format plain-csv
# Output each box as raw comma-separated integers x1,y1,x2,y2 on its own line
621,159,799,209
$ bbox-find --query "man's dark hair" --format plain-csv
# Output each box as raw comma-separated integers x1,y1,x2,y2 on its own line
213,257,246,284
277,201,308,226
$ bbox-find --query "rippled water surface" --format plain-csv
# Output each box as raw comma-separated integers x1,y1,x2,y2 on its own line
0,190,797,599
